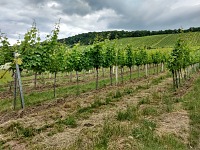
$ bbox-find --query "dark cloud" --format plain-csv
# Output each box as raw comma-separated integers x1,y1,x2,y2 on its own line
0,0,200,44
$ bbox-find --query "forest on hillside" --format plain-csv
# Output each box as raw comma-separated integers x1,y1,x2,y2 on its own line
59,27,200,46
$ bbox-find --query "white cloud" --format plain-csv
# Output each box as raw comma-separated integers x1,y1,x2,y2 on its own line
0,0,200,45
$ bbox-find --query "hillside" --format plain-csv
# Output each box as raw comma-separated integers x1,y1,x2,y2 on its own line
116,32,200,49
59,27,200,46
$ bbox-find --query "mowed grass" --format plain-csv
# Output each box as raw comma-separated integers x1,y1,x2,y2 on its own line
183,77,200,148
70,70,200,150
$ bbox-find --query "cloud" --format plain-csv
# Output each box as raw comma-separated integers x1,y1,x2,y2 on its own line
0,0,200,45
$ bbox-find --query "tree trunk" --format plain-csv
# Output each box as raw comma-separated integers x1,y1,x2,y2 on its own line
9,69,14,92
157,64,159,75
115,65,118,85
172,70,176,89
175,70,178,89
76,71,79,95
96,68,99,90
145,64,148,77
138,65,140,78
76,71,79,84
34,72,37,89
183,68,187,80
9,81,12,93
82,70,85,81
70,72,72,82
110,66,112,86
129,67,132,80
121,67,124,84
187,67,190,78
178,70,181,85
150,64,152,74
102,68,105,77
94,68,96,78
53,72,57,98
180,69,183,80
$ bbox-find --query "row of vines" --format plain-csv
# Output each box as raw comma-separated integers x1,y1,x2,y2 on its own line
1,22,200,101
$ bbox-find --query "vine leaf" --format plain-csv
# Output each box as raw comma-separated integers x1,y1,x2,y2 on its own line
0,70,12,84
14,58,22,65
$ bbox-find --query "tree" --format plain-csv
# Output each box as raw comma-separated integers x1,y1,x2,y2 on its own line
167,39,190,89
117,48,126,83
135,49,144,77
89,42,103,90
68,43,84,94
19,22,48,88
102,40,115,85
152,51,161,75
45,21,64,97
0,32,14,65
125,45,134,80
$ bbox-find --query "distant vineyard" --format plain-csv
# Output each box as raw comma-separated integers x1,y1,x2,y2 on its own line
117,32,200,49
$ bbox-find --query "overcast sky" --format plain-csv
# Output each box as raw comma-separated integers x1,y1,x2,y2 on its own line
0,0,200,44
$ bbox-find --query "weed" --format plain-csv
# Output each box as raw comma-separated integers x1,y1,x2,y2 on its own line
138,97,150,106
151,76,164,85
57,116,77,128
135,85,148,91
132,119,156,141
163,96,174,113
4,122,37,138
77,106,93,114
91,98,104,108
174,97,183,103
47,124,64,136
77,99,105,114
142,106,158,116
161,134,187,150
113,90,123,99
124,87,134,95
105,97,112,104
94,120,130,149
94,121,111,149
0,140,5,149
117,106,138,121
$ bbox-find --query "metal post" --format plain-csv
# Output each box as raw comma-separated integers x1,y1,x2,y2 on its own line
14,52,25,109
14,71,17,110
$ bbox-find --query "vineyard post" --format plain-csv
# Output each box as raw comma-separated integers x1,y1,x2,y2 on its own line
14,52,25,109
13,70,17,110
